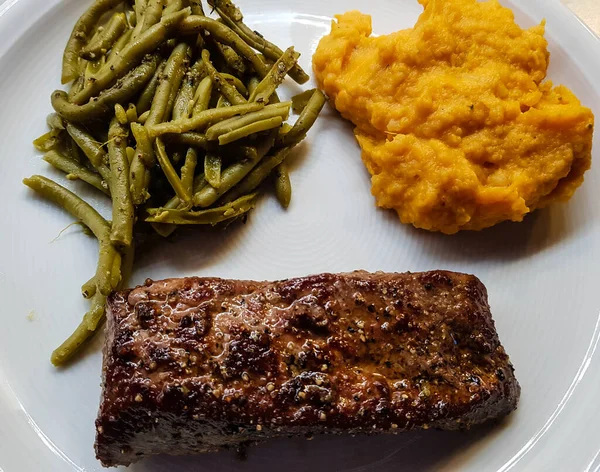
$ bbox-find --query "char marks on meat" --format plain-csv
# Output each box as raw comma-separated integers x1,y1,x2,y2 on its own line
95,271,520,466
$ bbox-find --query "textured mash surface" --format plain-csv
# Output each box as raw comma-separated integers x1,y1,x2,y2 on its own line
313,0,594,233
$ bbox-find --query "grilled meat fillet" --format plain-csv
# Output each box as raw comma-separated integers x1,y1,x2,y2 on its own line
95,270,520,466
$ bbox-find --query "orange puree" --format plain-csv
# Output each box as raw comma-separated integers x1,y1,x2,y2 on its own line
313,0,594,233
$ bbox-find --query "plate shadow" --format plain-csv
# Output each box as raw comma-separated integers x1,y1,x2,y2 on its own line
130,417,514,472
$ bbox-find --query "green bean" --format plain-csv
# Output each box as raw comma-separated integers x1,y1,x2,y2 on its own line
146,43,190,127
216,42,247,75
81,12,128,60
134,44,190,201
164,131,209,149
68,75,85,102
150,169,207,236
192,133,274,206
244,69,263,96
58,260,117,371
108,118,134,246
220,144,258,161
89,56,109,80
213,0,242,21
84,56,105,82
109,28,133,58
204,154,221,188
206,101,290,140
109,251,123,289
165,50,191,122
61,135,83,163
81,290,107,331
61,0,124,84
144,81,172,127
147,193,258,224
291,89,314,113
36,0,328,367
207,0,309,84
114,103,128,124
163,0,183,15
136,60,166,114
188,0,204,15
126,103,138,122
87,242,130,328
81,276,96,299
193,172,208,193
119,239,135,289
216,95,230,108
274,162,291,208
158,176,207,215
148,102,262,137
222,146,291,203
173,83,198,120
52,55,159,123
192,76,213,117
129,126,152,205
43,150,110,195
134,0,147,18
178,16,269,78
130,122,156,168
64,135,83,163
220,73,248,96
138,0,163,38
181,148,198,195
46,113,65,130
149,194,183,237
218,116,282,145
65,123,104,166
246,76,259,95
138,169,151,202
126,7,137,28
126,146,136,165
50,293,105,366
84,23,105,57
129,19,143,42
138,110,150,123
279,122,292,137
202,49,246,106
155,137,191,202
52,228,129,365
22,175,109,237
22,175,116,300
173,60,204,120
65,123,111,186
130,0,148,40
249,47,299,104
189,0,204,15
33,130,62,153
73,8,190,104
279,89,326,148
130,125,155,204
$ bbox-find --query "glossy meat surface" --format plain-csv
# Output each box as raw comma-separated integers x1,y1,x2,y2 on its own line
95,271,520,466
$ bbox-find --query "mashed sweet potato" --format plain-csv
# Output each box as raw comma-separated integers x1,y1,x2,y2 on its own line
313,0,594,233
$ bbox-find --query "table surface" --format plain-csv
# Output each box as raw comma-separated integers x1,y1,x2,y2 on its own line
563,0,600,34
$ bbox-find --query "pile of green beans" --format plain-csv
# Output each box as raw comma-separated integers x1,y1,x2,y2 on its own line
25,0,325,367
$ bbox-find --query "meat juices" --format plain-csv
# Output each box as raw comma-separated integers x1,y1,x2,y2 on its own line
95,271,520,466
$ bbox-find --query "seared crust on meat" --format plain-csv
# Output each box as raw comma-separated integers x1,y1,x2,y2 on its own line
95,271,519,466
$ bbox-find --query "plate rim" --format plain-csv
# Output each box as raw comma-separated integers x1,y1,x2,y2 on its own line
0,0,599,470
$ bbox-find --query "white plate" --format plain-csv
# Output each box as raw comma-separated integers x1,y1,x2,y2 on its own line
1,0,599,470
